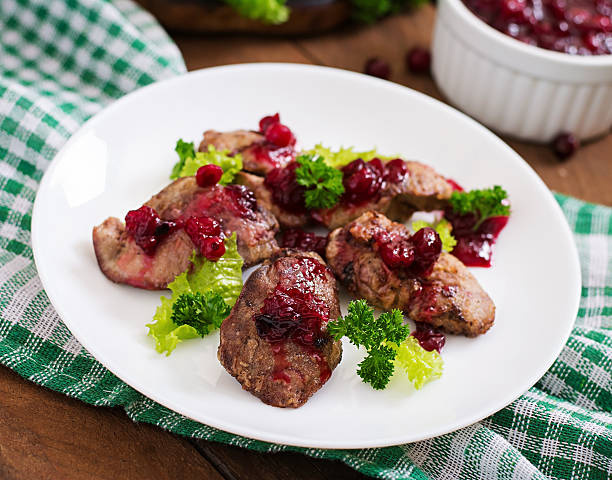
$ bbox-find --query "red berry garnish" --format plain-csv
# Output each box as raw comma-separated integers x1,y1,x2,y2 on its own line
125,206,177,255
384,158,409,183
406,47,432,74
259,113,280,134
196,164,223,188
200,236,226,261
341,158,384,205
552,132,580,160
408,227,442,276
364,57,391,80
265,122,295,147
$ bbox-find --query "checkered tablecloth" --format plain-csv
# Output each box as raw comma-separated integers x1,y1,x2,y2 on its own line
0,1,610,479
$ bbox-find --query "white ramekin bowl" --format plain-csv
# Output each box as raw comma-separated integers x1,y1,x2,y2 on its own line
432,0,612,142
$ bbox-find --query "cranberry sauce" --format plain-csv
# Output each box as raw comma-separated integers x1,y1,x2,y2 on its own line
184,216,226,261
463,0,612,55
254,113,297,168
411,322,446,353
263,162,307,213
341,158,409,207
184,184,258,222
375,227,442,277
125,206,180,255
253,257,332,383
445,209,509,267
280,228,328,257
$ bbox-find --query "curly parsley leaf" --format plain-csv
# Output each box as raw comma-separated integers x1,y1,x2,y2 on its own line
449,186,510,230
328,300,410,389
171,139,195,180
295,154,345,209
171,291,231,337
412,219,457,252
358,345,397,390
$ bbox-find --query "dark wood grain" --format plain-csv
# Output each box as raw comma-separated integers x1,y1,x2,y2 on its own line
0,367,223,480
4,7,612,480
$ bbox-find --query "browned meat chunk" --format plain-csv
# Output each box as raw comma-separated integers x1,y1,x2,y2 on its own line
326,211,495,337
235,171,309,229
314,160,453,229
92,218,193,290
199,130,294,175
218,251,342,408
93,178,280,289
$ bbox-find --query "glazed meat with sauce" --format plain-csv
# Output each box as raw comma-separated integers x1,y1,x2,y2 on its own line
238,157,453,230
199,129,294,175
218,251,342,408
235,171,309,229
93,178,279,290
314,159,454,230
326,211,495,337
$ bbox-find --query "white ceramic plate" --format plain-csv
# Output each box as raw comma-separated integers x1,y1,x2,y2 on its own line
32,64,580,449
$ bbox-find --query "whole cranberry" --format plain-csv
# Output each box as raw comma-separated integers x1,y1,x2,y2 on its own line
406,47,432,74
196,164,223,188
552,132,580,160
364,57,391,80
200,236,226,261
409,227,442,276
265,122,295,147
259,113,280,133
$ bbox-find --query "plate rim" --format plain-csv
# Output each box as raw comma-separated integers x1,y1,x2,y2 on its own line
31,63,582,448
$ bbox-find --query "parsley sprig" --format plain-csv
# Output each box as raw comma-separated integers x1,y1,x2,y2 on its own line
328,300,409,390
295,154,345,209
449,186,510,230
328,300,444,390
171,291,231,337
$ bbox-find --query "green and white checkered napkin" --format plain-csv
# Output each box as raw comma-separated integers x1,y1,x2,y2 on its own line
1,1,610,479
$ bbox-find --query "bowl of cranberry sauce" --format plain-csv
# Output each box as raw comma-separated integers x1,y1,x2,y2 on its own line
432,0,612,142
463,0,612,55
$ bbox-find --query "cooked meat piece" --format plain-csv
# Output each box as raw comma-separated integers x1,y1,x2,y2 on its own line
93,218,193,290
314,161,453,230
199,129,294,175
235,171,309,229
326,211,495,337
218,250,342,408
199,129,263,154
93,178,279,289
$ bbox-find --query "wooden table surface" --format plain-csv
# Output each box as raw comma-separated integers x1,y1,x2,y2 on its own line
3,6,611,480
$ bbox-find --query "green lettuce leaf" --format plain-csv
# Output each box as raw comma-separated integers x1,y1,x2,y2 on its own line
391,336,444,390
146,233,243,355
170,139,196,180
175,145,243,185
224,0,289,24
302,144,396,169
